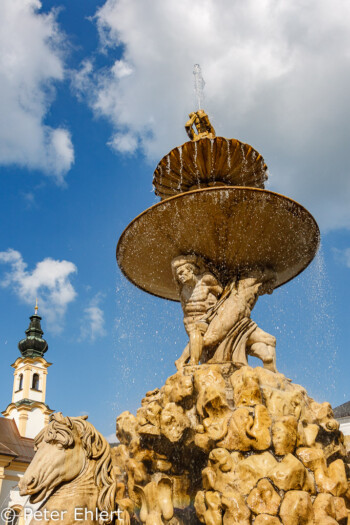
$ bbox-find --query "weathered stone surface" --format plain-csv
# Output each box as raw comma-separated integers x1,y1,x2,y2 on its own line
162,372,194,405
217,407,255,451
315,460,348,497
297,448,348,496
270,454,308,491
254,515,282,525
313,493,338,524
195,490,221,525
333,497,348,523
109,365,349,525
297,422,319,448
235,452,278,495
160,402,190,442
221,490,250,525
247,479,281,515
272,416,298,455
279,490,314,525
297,446,327,470
137,400,162,435
217,404,271,452
231,367,263,407
135,478,174,525
202,448,237,493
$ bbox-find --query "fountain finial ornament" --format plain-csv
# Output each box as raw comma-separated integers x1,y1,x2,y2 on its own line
185,109,216,141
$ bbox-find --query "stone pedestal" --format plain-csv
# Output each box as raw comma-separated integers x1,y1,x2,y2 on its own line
113,365,349,525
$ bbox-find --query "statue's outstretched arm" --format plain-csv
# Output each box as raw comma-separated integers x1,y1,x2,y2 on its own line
185,113,196,140
202,284,239,348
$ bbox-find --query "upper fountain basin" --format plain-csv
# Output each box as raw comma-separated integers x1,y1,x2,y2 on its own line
153,137,268,200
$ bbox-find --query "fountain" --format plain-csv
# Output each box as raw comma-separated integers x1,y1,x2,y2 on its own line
19,110,349,524
114,110,349,524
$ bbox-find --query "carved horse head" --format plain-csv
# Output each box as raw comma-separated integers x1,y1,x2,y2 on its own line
19,412,118,524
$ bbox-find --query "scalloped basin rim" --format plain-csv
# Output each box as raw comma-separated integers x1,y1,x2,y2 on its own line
117,186,320,302
152,137,268,200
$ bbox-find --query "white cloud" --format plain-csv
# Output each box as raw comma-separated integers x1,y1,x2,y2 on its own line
333,248,350,268
0,249,77,330
0,0,74,181
79,293,107,342
78,0,350,230
108,132,138,154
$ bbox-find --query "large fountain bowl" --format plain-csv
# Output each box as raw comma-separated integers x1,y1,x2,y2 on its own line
117,187,320,301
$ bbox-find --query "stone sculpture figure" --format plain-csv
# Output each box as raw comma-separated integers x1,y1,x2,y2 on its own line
172,255,277,372
19,413,120,525
172,255,223,367
185,109,216,141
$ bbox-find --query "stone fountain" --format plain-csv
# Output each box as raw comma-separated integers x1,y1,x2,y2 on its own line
19,111,350,525
115,111,349,524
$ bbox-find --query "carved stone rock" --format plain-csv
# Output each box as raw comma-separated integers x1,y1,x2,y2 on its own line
110,365,349,525
254,515,282,525
272,416,298,455
246,479,281,515
279,490,314,525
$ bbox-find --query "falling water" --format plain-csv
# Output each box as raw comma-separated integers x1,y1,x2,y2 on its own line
193,64,205,110
177,146,183,190
194,141,200,184
158,163,163,191
257,244,338,403
166,154,171,176
305,246,338,392
240,143,248,180
226,139,231,171
114,268,184,415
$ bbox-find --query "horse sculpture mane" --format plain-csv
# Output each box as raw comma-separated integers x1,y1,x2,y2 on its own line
21,412,118,525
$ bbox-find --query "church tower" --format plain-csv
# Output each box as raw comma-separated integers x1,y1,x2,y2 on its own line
2,303,54,438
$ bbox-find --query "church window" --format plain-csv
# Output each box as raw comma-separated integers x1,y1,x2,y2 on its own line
18,374,23,391
32,373,40,390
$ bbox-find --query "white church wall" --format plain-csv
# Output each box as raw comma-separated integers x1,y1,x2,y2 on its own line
11,411,20,430
25,409,45,439
0,472,40,525
28,389,42,403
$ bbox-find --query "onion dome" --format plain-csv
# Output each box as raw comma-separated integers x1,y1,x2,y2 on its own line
18,302,48,358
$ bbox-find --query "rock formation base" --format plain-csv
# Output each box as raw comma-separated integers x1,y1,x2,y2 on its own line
113,365,349,525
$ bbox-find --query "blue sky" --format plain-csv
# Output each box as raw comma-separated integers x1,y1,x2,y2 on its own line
0,0,350,439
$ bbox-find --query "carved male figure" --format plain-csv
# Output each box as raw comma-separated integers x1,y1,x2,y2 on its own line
172,255,222,366
185,109,216,141
172,255,277,372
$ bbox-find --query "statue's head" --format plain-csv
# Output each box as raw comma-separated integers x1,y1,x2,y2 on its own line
171,255,207,285
19,412,114,515
240,266,277,294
